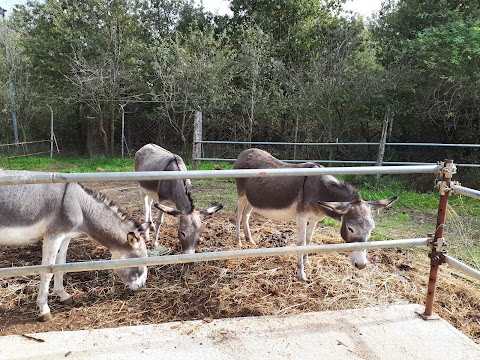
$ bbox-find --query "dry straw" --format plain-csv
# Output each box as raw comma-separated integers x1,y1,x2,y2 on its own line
1,213,479,344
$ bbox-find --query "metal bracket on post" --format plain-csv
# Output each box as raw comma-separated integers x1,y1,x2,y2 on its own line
447,181,461,196
436,161,456,196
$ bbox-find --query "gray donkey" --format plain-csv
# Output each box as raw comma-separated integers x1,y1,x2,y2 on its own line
233,148,398,281
135,143,222,253
0,172,149,321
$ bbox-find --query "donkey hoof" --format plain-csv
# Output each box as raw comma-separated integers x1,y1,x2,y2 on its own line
297,272,308,282
60,297,74,305
37,312,53,322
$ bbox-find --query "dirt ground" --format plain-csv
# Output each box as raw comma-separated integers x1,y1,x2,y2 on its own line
1,181,479,344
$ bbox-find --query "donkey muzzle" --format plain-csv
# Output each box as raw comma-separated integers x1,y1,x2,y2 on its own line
350,250,368,270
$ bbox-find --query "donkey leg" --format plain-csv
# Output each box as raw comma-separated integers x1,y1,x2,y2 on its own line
152,210,164,247
303,220,318,267
235,196,247,246
53,238,73,304
242,203,255,245
296,215,309,281
37,235,64,322
141,192,151,240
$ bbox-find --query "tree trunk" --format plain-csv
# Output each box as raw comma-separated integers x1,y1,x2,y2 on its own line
99,115,109,156
109,102,116,157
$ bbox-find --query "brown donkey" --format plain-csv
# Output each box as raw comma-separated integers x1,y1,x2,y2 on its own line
233,148,398,280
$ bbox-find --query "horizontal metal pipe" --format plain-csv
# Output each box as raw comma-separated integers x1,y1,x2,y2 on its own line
194,158,442,166
451,184,480,200
196,141,480,148
0,139,53,148
0,238,430,278
0,165,442,185
445,255,480,281
194,158,480,168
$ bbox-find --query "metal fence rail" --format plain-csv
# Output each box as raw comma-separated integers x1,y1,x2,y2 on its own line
0,164,442,186
0,238,430,278
193,140,480,168
196,141,480,148
194,157,467,167
0,160,478,321
451,184,480,200
445,255,480,281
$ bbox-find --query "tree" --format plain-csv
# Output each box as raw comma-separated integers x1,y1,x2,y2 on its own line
63,0,147,156
371,0,480,144
12,0,149,156
152,29,234,153
229,0,344,67
406,19,480,141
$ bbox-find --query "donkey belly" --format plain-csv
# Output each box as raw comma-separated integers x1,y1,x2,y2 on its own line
143,189,160,202
143,189,176,208
253,202,298,221
0,220,51,246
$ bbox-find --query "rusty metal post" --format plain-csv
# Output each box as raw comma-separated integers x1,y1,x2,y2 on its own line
419,159,455,320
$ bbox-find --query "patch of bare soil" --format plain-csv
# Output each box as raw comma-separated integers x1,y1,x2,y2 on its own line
1,181,479,345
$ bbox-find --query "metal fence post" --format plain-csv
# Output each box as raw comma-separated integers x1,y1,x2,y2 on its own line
419,159,456,319
192,111,202,170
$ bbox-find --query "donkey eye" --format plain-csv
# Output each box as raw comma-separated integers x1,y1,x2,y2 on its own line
347,227,354,233
180,231,186,239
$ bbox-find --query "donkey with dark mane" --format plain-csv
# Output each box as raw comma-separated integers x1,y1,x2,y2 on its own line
234,148,398,281
0,172,150,321
135,143,222,253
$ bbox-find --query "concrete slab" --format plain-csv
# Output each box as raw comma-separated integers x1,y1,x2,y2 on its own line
0,304,478,360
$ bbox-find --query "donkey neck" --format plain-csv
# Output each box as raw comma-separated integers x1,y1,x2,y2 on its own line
309,176,361,221
79,187,136,251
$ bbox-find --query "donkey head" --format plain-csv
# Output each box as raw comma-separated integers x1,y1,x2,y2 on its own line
111,222,150,290
154,203,223,253
318,196,398,269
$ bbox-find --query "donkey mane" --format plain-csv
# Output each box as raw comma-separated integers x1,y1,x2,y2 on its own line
80,185,141,227
171,154,195,214
185,189,195,213
323,178,361,202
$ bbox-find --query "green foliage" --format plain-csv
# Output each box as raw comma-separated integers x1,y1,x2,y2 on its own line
371,0,480,144
7,155,134,173
0,0,479,162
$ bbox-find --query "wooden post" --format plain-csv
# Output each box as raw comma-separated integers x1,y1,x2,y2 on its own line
47,105,54,158
119,103,127,158
293,115,299,160
192,111,202,170
376,107,391,166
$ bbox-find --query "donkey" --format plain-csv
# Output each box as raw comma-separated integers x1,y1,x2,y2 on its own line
233,148,398,281
0,173,150,321
135,143,222,253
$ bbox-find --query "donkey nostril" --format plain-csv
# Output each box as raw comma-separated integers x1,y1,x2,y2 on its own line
356,262,367,270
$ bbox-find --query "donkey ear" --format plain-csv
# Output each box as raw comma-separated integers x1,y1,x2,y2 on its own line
318,201,352,215
127,232,141,249
199,203,223,217
368,196,398,211
154,203,181,217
